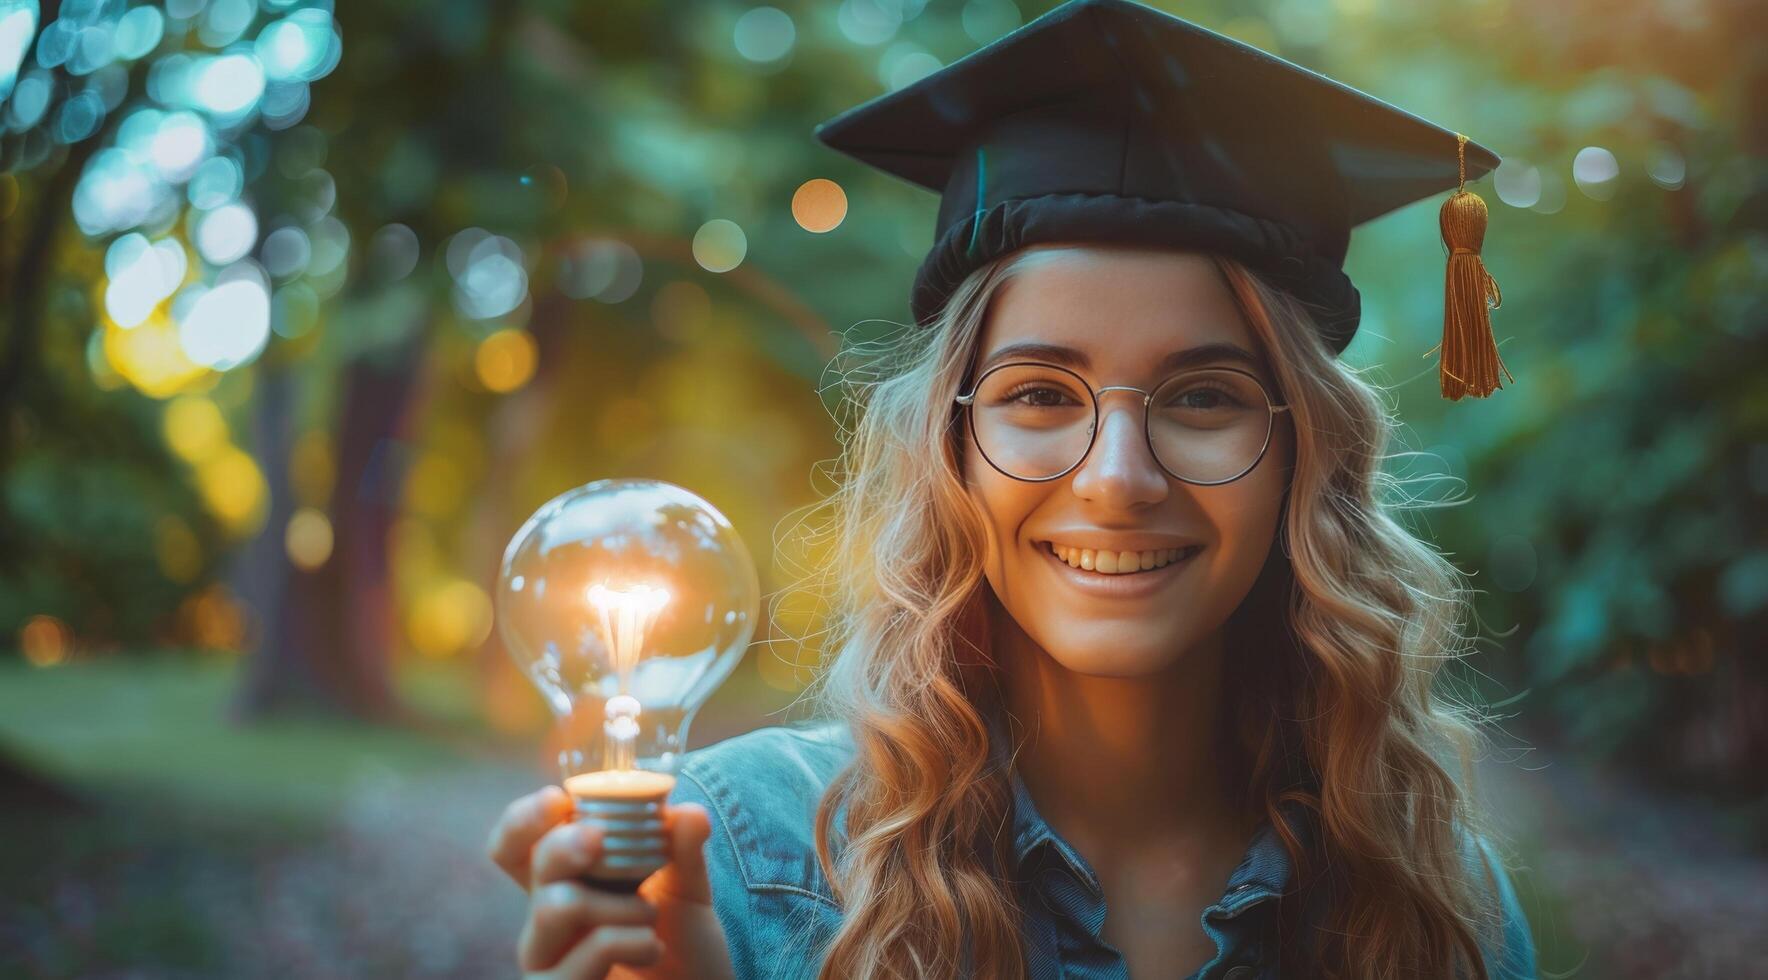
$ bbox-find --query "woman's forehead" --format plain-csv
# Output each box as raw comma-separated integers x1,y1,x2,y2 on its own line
980,248,1257,369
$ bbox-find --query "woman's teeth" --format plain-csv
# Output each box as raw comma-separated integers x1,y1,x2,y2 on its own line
1046,542,1199,575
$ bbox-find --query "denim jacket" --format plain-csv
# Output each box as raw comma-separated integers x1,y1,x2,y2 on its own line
667,721,1538,980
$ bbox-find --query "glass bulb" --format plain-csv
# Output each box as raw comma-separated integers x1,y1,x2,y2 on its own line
496,478,759,887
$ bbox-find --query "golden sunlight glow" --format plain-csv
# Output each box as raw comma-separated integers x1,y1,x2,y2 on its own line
285,507,335,570
20,615,72,667
475,328,538,393
791,178,847,233
179,584,250,653
195,446,269,537
408,579,494,659
163,395,229,463
104,312,210,399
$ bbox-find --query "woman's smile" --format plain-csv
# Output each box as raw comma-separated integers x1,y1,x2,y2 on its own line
1034,538,1204,598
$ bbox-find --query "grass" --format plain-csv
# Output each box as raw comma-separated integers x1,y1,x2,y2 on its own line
0,653,490,830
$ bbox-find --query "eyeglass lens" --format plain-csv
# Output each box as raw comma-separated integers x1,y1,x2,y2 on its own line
967,364,1275,483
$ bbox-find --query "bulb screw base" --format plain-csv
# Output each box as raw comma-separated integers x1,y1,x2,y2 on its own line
570,781,673,891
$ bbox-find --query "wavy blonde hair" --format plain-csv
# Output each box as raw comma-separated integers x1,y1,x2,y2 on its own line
780,244,1522,979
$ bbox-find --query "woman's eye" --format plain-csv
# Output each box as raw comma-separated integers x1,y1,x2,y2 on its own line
1172,387,1242,410
1007,385,1075,406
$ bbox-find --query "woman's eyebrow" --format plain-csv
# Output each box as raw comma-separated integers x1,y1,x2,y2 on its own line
978,340,1266,374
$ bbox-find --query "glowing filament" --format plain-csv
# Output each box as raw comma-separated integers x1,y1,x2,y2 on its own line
585,583,671,772
585,582,671,680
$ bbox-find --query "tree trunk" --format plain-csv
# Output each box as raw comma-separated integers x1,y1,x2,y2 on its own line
230,340,424,724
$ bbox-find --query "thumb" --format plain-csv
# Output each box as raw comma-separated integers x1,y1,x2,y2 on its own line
645,801,714,905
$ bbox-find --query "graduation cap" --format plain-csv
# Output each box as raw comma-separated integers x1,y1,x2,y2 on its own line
813,0,1512,400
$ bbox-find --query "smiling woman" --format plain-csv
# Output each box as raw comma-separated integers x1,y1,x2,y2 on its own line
722,240,1537,980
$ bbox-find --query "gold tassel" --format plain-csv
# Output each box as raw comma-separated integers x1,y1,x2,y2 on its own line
1425,132,1512,400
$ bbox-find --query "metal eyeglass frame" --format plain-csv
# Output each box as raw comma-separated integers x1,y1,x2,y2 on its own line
953,361,1293,486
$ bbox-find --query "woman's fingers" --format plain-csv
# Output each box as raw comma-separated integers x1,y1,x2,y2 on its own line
519,881,659,972
488,786,572,892
532,923,664,980
533,820,622,891
640,802,714,905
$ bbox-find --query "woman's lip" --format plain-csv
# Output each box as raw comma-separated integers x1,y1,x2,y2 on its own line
1036,541,1202,599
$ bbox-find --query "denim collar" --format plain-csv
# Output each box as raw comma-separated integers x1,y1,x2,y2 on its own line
985,704,1315,913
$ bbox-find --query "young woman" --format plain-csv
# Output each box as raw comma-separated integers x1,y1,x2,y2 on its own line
487,2,1538,977
487,243,1539,980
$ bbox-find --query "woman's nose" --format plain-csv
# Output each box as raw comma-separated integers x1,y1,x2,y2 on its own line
1068,394,1169,507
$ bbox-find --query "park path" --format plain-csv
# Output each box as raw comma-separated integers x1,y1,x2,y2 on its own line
1477,741,1768,979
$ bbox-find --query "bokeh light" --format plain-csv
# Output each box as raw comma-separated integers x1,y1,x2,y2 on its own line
407,579,493,659
187,155,244,209
256,9,339,82
19,614,72,668
792,178,847,233
179,583,250,653
104,233,188,328
285,507,334,571
448,229,528,320
0,1,37,100
734,7,795,63
177,267,272,371
193,201,259,265
880,41,940,90
194,446,269,537
368,222,420,281
1494,158,1542,210
474,328,538,394
558,238,643,303
1647,141,1687,190
692,219,747,273
6,69,49,128
962,0,1022,44
162,395,229,464
261,224,312,279
1573,145,1620,201
838,0,903,45
199,0,257,49
1530,167,1567,215
141,109,213,183
271,281,320,338
193,52,265,116
103,309,209,398
113,6,164,61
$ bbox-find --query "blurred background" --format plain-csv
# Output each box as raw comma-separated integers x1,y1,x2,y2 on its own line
0,0,1762,977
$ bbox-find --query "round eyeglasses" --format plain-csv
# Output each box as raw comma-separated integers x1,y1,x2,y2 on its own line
954,362,1292,485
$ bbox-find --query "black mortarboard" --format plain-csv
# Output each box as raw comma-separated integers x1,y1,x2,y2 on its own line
813,0,1514,400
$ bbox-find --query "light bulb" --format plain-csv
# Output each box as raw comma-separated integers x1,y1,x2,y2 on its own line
496,478,759,890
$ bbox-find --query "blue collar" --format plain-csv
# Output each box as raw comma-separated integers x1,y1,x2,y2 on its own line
987,707,1313,914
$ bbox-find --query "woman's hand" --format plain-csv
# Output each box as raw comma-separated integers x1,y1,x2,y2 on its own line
487,786,737,980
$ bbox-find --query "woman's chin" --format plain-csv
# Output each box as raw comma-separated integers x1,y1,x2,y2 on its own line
1039,637,1188,678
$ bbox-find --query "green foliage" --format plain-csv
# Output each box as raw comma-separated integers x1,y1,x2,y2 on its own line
2,0,1760,780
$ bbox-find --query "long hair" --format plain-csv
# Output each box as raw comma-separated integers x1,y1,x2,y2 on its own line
780,245,1523,979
